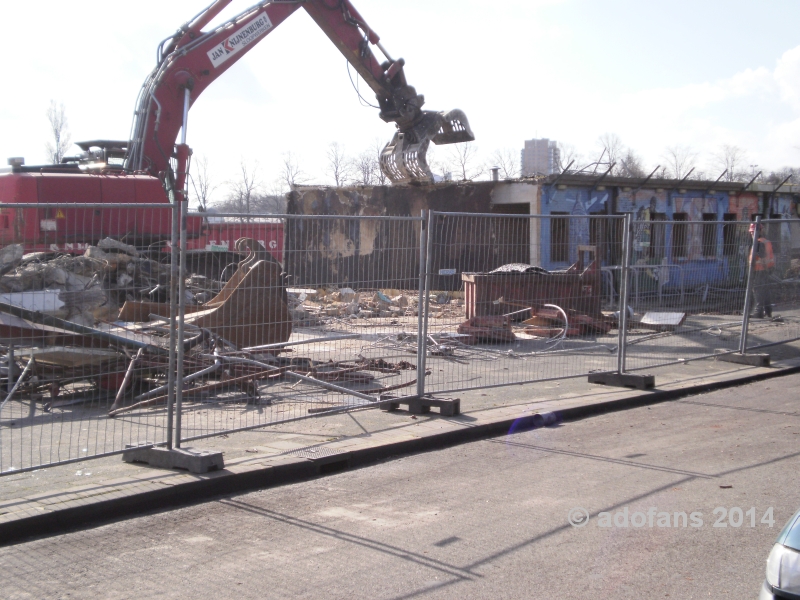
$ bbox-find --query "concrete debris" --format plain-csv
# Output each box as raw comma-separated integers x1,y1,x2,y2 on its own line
0,244,24,276
97,237,139,257
392,294,409,308
0,245,171,327
284,288,428,325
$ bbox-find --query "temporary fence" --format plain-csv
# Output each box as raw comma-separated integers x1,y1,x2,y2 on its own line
2,204,800,476
742,217,800,353
621,218,755,371
174,212,424,445
0,203,179,474
419,212,626,394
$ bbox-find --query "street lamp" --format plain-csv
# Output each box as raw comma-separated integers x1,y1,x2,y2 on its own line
750,164,759,179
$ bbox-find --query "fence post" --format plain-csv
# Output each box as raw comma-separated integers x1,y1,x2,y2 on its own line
417,211,436,398
165,200,180,450
174,199,189,447
617,212,633,374
416,210,429,398
739,216,761,354
588,213,654,388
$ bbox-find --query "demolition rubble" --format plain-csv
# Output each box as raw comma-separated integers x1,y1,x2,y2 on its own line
0,233,697,431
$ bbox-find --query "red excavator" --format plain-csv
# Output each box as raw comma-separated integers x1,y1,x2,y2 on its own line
0,0,474,251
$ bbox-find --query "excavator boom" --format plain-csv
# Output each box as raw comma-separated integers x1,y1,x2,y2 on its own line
126,0,473,186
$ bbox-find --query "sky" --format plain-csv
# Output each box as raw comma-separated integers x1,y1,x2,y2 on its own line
2,0,800,205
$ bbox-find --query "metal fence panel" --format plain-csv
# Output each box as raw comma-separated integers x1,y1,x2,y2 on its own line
744,218,800,352
0,203,177,474
174,213,424,444
621,219,753,371
420,212,626,394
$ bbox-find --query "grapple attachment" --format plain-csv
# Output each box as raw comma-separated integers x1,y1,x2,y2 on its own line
380,109,474,184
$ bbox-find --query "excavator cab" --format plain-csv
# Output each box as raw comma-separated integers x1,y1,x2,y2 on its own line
380,109,474,184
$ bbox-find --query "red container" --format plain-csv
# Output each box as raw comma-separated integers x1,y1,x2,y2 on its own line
462,260,603,320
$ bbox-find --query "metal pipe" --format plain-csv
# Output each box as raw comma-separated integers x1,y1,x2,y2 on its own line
180,88,190,145
132,357,221,404
165,201,180,449
184,212,425,221
418,210,436,397
0,301,167,354
0,204,175,209
740,216,760,353
110,348,143,412
617,213,633,373
376,41,393,61
242,334,361,351
211,355,380,403
175,200,189,447
0,357,33,414
416,210,428,398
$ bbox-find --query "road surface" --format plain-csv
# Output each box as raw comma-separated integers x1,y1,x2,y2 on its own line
3,373,799,599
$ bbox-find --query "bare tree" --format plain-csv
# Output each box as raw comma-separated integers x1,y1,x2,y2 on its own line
279,151,307,192
662,145,698,179
424,145,452,181
251,192,285,214
489,148,519,179
597,133,624,173
764,166,798,185
449,143,483,181
354,149,379,186
326,142,354,186
619,148,646,178
712,144,747,182
45,100,72,164
221,159,260,216
556,141,582,172
191,155,217,210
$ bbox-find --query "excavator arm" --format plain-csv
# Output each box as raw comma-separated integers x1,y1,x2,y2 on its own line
126,0,473,186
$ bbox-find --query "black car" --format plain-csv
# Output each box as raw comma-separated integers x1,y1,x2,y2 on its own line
761,509,800,599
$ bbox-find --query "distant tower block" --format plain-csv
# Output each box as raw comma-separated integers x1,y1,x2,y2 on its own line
521,138,560,177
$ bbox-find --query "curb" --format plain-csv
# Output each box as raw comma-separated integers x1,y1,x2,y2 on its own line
2,362,799,546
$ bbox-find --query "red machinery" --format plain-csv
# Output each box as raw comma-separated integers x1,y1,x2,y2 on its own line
0,0,474,252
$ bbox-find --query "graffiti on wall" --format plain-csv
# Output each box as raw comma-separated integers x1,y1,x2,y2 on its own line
616,192,668,257
728,193,758,221
543,187,609,266
674,196,719,260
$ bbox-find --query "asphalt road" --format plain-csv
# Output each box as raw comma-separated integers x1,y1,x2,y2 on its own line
3,374,800,599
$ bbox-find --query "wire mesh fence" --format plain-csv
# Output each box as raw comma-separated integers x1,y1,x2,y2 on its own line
622,219,754,371
174,213,424,445
743,218,800,352
420,212,626,394
0,203,179,474
3,205,800,476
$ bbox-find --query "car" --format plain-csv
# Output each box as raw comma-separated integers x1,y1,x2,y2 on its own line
761,508,800,599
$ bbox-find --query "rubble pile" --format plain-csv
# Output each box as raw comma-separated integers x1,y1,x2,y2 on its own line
286,287,464,326
0,240,170,326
